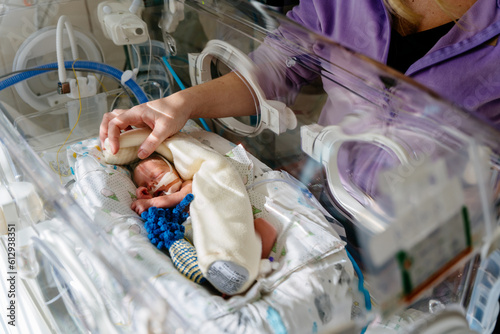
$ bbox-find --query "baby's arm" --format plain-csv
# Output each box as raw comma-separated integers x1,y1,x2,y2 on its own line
131,180,193,214
254,218,277,259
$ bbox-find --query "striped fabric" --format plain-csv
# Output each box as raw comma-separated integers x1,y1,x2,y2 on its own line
170,239,206,284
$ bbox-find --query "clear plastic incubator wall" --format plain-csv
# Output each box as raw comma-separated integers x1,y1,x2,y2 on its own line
1,1,500,333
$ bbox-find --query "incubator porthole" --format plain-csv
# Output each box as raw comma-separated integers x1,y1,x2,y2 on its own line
191,39,296,137
204,57,261,135
12,27,104,111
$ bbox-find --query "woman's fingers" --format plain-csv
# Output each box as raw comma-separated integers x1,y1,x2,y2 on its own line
105,106,149,153
99,109,125,148
100,92,192,156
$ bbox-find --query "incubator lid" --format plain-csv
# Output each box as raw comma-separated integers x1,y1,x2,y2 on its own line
175,0,500,152
167,0,500,316
172,0,500,228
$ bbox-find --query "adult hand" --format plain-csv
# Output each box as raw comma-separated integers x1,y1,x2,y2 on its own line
100,96,191,159
100,72,257,159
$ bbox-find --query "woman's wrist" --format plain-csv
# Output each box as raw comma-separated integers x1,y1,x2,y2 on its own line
179,88,198,120
160,88,196,121
176,72,257,120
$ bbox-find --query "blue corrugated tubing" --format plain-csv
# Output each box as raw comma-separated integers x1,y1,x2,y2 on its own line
0,61,148,104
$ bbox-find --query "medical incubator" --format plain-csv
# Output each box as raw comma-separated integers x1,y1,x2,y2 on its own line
1,0,500,333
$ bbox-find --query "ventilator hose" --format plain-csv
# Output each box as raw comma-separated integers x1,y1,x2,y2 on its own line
0,60,148,104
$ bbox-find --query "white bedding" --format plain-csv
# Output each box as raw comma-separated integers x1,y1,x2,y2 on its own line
66,120,354,333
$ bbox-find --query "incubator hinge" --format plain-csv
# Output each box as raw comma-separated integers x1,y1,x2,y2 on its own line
163,32,177,56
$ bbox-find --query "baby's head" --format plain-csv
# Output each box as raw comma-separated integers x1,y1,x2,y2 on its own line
132,153,182,198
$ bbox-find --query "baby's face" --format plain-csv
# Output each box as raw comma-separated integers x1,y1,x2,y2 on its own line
133,157,181,197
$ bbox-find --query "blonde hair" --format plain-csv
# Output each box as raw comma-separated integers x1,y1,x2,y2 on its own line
384,0,466,33
383,0,421,26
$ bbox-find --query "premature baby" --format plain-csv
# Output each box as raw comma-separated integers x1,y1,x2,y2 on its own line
130,153,277,260
131,153,193,214
103,128,277,295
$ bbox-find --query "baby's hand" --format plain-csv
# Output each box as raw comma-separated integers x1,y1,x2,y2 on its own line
131,199,153,215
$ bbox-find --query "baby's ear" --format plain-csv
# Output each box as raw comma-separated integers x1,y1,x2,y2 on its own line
136,186,152,199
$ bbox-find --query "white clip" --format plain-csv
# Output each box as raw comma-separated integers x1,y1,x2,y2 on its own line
128,0,142,14
121,68,139,86
66,76,97,99
162,0,185,33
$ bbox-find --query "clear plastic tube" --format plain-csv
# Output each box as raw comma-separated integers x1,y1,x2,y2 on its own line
161,56,211,132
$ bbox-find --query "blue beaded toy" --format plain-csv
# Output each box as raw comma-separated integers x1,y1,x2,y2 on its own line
141,194,206,284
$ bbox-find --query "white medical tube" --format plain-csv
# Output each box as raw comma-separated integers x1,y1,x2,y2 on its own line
56,15,81,83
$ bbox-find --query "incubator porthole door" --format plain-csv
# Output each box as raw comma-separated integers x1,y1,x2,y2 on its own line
189,39,297,136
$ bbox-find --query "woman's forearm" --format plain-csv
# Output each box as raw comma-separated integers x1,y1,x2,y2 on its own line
176,72,258,120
